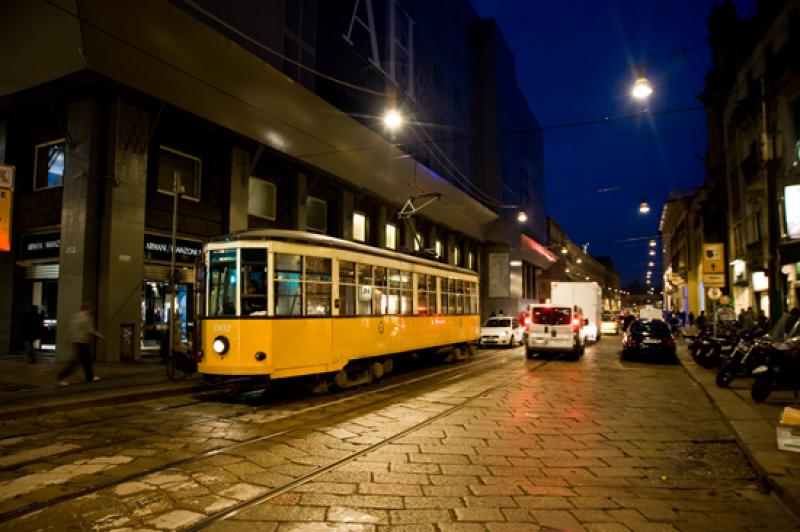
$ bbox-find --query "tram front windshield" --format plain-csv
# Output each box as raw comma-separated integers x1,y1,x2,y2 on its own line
208,250,237,316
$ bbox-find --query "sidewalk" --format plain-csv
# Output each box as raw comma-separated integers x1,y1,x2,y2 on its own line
0,353,200,419
678,347,800,518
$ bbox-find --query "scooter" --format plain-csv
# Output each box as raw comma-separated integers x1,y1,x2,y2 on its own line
750,314,800,402
715,328,766,388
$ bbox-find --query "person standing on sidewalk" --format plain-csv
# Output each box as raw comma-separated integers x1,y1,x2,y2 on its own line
57,303,105,385
19,305,44,364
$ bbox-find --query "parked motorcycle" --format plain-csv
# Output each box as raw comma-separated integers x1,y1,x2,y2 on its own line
750,314,800,402
715,327,766,388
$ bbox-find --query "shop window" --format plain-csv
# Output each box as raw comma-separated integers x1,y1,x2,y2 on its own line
306,196,327,233
241,248,267,315
158,146,201,200
274,253,302,316
339,260,357,315
385,223,397,250
353,212,367,242
248,178,276,220
33,139,65,190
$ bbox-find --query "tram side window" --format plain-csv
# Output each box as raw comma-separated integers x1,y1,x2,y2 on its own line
387,269,400,315
455,280,464,314
373,266,387,315
426,274,437,314
208,250,237,316
416,274,428,315
356,264,373,315
466,282,477,314
339,261,356,316
241,248,267,316
305,256,332,316
447,278,456,314
399,270,412,315
439,277,448,314
274,253,302,316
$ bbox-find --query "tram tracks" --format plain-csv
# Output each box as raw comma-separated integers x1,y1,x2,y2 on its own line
0,348,526,524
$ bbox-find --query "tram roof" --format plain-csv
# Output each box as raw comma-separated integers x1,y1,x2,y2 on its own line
210,230,478,277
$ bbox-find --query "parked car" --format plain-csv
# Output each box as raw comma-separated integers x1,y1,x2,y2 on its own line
479,316,524,347
600,311,620,335
524,304,585,360
622,319,676,360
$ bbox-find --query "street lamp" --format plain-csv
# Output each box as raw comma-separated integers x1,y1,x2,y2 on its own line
639,200,651,214
649,239,656,247
517,211,528,223
576,258,583,264
649,249,656,256
648,261,654,267
560,246,568,255
631,76,653,100
383,109,404,131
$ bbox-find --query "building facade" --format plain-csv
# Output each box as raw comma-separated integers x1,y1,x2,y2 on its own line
0,0,550,360
702,0,800,320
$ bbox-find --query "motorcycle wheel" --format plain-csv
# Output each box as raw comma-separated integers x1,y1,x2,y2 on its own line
751,375,773,403
698,348,716,369
715,364,736,388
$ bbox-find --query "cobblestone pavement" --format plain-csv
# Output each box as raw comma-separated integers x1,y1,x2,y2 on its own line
0,339,797,531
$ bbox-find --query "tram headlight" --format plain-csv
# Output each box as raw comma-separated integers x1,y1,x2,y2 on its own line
212,336,229,355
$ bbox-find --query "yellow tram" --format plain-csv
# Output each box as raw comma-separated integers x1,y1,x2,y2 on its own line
199,230,480,389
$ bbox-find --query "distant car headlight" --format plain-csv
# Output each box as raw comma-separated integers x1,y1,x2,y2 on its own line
212,336,229,355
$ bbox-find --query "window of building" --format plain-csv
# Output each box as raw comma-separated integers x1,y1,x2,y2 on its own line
385,223,397,249
158,146,201,200
33,139,65,190
453,246,460,266
306,196,327,233
467,251,474,270
435,240,442,259
248,178,276,220
353,212,367,242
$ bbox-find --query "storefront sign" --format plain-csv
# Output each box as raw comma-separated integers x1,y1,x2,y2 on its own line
785,185,800,239
0,189,11,252
19,232,60,260
144,234,203,264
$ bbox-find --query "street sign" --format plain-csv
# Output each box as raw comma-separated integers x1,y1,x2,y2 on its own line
707,287,722,300
0,188,12,251
702,243,724,274
716,306,736,323
703,273,725,287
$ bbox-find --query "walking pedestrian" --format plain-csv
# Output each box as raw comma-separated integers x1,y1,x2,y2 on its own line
57,303,105,385
19,305,44,364
696,311,707,329
688,311,695,326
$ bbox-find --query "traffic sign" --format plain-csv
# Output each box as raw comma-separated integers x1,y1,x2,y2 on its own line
703,273,725,287
703,243,724,274
707,287,722,300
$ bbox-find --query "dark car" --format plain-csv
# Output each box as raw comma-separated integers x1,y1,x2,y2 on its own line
622,319,676,360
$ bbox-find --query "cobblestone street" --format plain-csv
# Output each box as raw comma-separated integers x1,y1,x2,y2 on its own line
0,338,796,531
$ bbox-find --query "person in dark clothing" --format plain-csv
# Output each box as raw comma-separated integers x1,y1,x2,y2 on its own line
19,305,44,364
688,311,695,326
696,311,707,329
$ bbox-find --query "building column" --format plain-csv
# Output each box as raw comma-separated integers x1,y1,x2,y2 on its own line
446,234,457,266
96,101,149,362
293,172,307,230
55,99,102,362
0,122,12,355
229,146,250,233
340,190,354,241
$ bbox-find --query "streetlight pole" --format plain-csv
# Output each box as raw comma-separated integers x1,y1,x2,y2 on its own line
168,171,182,361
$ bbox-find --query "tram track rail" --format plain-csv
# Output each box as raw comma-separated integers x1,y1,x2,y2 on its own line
0,348,531,523
189,358,552,530
0,350,513,473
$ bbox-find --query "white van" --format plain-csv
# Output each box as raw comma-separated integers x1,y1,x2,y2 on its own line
524,304,585,360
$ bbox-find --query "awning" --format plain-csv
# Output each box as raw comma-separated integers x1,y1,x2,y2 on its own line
520,234,558,269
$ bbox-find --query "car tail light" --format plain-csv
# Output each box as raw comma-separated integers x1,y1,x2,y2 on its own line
524,316,531,326
572,317,581,333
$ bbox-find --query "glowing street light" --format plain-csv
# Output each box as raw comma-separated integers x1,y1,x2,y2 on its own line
649,239,656,247
639,200,651,214
649,249,656,256
560,246,568,255
517,211,528,223
648,261,654,267
632,76,653,100
576,258,583,264
383,109,404,131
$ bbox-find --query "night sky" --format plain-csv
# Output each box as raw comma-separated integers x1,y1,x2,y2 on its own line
470,0,756,287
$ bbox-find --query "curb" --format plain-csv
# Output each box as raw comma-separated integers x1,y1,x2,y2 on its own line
0,383,200,421
676,349,800,521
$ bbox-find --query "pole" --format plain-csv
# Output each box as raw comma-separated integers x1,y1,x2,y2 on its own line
168,171,181,360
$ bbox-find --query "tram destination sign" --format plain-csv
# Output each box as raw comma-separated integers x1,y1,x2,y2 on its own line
144,233,203,264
